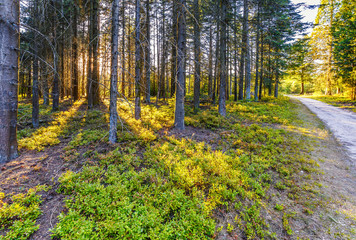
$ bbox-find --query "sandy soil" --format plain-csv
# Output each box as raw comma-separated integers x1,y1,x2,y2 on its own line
292,96,356,167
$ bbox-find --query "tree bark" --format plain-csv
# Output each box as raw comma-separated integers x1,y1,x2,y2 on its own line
244,0,251,100
254,3,260,101
72,0,79,101
218,0,227,116
134,0,142,120
208,27,213,99
193,0,201,112
171,0,178,97
174,0,186,130
0,0,19,163
109,0,120,143
145,0,151,103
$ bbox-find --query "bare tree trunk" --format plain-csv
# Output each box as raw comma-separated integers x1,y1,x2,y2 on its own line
171,0,178,97
174,0,186,130
88,0,100,108
72,0,79,101
259,32,264,100
218,0,227,116
121,1,126,97
244,0,251,100
208,27,213,99
326,0,334,95
213,23,220,104
159,1,167,101
31,0,39,128
0,0,19,163
193,0,201,112
254,3,260,101
134,0,141,120
145,0,151,103
109,0,120,143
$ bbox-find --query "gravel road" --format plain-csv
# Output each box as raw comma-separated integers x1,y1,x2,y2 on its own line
292,96,356,163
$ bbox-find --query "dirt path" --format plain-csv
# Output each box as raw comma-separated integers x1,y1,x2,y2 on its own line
292,96,356,167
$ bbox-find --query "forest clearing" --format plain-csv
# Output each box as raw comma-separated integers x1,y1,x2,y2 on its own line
1,0,356,239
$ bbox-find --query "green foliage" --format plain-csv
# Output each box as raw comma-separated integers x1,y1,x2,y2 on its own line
332,0,356,98
0,185,48,240
53,152,215,239
52,97,321,239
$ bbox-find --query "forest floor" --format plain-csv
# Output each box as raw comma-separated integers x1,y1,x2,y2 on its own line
0,96,355,239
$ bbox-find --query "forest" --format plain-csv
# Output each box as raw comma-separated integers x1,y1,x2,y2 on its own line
0,0,355,239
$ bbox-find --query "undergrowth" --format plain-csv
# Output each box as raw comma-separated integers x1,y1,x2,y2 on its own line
0,185,48,240
5,96,353,239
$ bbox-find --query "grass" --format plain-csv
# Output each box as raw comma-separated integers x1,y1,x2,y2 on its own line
308,95,356,112
1,96,355,239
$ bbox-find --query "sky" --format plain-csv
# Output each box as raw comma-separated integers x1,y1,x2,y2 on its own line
291,0,321,34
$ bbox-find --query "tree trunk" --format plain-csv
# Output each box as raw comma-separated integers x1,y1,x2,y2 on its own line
326,0,334,96
0,0,19,163
174,0,186,130
244,0,251,100
72,0,79,101
259,33,264,100
254,3,260,101
193,0,201,112
135,0,141,120
213,23,220,104
145,0,151,103
88,0,100,108
171,0,178,97
121,1,126,97
109,0,120,143
208,27,213,99
218,0,227,116
32,58,39,128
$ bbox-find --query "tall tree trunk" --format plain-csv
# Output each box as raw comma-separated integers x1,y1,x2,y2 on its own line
259,33,264,100
239,0,248,100
145,0,151,103
31,0,39,127
208,27,213,99
88,0,100,108
72,0,79,101
109,0,120,143
254,3,260,101
0,0,19,163
159,1,166,101
325,0,334,96
135,0,141,120
193,0,201,112
32,57,39,128
171,0,177,97
174,0,186,130
218,0,227,116
244,0,251,100
121,1,126,97
92,0,100,105
52,0,60,111
213,23,220,104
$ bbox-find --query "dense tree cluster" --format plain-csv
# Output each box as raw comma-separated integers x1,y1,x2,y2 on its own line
308,0,356,99
0,0,305,162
